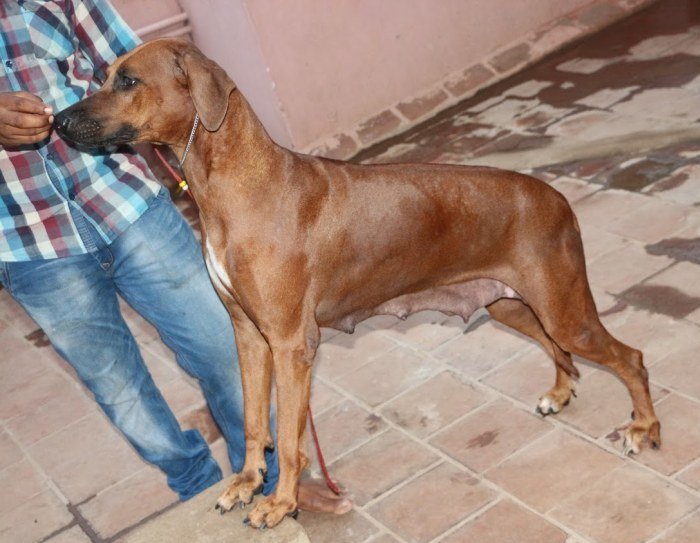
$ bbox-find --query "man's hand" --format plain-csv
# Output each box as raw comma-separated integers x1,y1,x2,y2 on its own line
0,92,53,147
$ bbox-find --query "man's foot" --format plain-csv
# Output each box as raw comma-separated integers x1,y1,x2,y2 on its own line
297,478,353,514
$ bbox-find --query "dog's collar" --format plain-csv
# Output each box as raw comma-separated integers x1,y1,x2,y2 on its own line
179,113,199,168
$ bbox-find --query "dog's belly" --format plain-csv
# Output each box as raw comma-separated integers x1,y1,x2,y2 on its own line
321,278,520,333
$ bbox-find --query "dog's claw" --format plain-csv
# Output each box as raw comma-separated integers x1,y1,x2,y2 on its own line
242,516,251,526
288,509,300,520
260,522,268,531
239,501,245,510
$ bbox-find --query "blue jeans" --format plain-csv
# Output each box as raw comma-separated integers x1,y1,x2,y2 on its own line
0,190,278,500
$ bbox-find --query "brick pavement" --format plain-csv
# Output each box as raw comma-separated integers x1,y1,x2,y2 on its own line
1,0,700,541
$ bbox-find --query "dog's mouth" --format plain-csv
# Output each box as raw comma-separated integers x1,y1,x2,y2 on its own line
54,108,138,147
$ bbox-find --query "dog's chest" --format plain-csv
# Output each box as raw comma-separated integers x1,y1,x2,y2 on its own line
204,238,234,297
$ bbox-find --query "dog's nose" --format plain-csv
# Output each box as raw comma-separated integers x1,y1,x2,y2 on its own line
54,110,73,133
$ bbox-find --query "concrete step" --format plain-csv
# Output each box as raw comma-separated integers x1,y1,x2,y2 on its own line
118,479,310,543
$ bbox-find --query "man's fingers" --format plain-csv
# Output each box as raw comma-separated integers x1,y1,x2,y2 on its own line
0,130,51,146
3,124,53,137
0,92,52,115
0,110,53,129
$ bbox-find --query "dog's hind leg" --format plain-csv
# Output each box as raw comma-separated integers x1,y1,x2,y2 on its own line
511,230,660,454
487,298,578,416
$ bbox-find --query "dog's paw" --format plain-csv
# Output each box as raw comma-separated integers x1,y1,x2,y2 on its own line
215,469,265,514
622,418,661,456
536,385,576,416
243,494,298,530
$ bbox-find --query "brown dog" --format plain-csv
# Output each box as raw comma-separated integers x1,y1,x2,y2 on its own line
55,39,660,529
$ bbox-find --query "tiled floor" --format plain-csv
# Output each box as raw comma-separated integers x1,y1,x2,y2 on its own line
2,0,700,541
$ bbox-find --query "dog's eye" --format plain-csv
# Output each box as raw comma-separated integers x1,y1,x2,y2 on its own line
114,72,139,91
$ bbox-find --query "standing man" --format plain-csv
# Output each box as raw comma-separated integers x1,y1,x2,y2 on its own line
0,0,350,513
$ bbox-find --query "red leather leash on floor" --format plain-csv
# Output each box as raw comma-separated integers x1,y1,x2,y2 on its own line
152,145,341,496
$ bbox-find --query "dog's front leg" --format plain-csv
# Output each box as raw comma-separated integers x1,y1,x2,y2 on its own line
245,327,317,529
216,303,273,512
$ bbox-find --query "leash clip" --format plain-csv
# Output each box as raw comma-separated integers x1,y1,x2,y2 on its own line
175,178,189,196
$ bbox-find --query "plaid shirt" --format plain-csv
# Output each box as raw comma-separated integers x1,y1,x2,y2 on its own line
0,0,160,261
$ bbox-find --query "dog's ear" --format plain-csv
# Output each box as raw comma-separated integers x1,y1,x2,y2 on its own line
180,51,236,132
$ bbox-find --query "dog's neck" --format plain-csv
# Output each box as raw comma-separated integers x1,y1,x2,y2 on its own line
176,91,285,203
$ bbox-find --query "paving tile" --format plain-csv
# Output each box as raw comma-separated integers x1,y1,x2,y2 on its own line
586,241,674,293
655,512,700,543
485,430,623,513
329,430,437,506
642,260,700,298
384,311,466,352
557,369,668,439
430,399,552,473
441,499,567,543
513,103,575,131
29,414,146,504
360,314,401,330
381,371,489,439
578,225,630,263
0,458,46,515
606,198,696,243
632,394,700,476
646,163,700,206
433,319,538,380
571,190,652,229
313,400,387,464
78,467,177,539
180,405,221,444
0,363,78,422
45,525,93,543
470,98,539,127
612,87,700,122
0,289,40,335
481,347,585,408
5,383,94,446
575,86,639,108
0,489,72,543
367,462,496,543
309,377,344,415
0,430,22,471
209,437,233,478
678,460,700,492
550,464,698,543
299,509,378,543
652,342,700,399
315,327,397,380
367,534,400,543
140,342,179,386
160,376,206,415
605,307,700,366
551,176,601,204
335,346,435,407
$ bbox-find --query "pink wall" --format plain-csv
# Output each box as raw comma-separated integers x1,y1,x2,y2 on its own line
122,0,639,153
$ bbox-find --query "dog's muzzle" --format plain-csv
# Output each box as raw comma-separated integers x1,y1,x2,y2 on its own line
54,107,102,143
54,106,137,147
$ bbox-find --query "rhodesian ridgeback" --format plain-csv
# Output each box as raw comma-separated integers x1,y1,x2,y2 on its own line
55,39,660,529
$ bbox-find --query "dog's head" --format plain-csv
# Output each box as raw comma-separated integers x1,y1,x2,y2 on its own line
55,38,236,147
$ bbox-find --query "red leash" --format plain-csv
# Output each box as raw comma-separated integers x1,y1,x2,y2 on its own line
307,406,341,495
151,145,341,496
